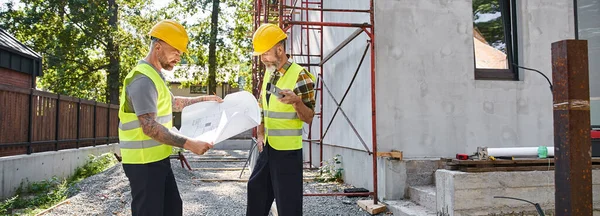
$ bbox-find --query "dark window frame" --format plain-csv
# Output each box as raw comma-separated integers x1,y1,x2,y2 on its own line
474,0,519,81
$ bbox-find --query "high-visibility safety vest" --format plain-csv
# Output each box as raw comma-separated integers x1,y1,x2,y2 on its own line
118,63,173,164
261,62,315,150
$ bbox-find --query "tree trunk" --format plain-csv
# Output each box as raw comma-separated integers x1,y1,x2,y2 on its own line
208,0,220,95
106,0,120,104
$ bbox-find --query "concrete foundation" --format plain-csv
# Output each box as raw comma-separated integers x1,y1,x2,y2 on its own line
0,144,119,199
436,169,600,215
303,142,441,200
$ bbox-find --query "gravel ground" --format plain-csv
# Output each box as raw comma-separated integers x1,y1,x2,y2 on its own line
43,150,387,216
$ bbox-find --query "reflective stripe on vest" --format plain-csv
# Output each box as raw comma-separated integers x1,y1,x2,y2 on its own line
261,62,315,150
118,63,173,164
266,128,303,136
120,139,162,149
263,110,298,119
118,114,172,130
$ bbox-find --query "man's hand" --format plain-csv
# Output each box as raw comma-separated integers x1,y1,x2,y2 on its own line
205,95,224,103
256,135,265,152
278,89,301,105
184,139,214,155
173,95,223,112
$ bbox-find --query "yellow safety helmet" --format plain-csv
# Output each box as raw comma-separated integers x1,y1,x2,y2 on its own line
252,23,287,56
149,20,189,53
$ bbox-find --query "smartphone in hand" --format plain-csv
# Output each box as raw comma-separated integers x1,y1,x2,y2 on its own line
266,83,285,98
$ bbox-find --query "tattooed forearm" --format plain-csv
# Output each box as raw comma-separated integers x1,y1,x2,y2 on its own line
172,96,205,112
138,113,187,148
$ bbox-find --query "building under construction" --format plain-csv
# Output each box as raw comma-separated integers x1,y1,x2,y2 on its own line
251,0,600,215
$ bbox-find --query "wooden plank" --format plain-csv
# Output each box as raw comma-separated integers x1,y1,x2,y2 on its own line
450,158,600,165
80,99,96,105
0,84,29,94
459,165,600,172
450,159,555,165
376,151,403,160
58,95,79,103
32,90,58,99
357,200,387,215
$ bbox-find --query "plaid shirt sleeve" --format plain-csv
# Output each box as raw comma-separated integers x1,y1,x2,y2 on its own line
294,69,316,111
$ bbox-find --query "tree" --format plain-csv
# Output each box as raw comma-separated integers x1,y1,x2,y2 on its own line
0,0,160,103
472,0,505,52
208,0,220,95
170,0,253,93
0,0,254,102
107,0,120,104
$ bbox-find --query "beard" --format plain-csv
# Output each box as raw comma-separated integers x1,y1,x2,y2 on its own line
158,54,175,71
264,58,280,73
265,63,278,73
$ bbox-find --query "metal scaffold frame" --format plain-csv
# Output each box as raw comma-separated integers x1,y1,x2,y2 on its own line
251,0,379,203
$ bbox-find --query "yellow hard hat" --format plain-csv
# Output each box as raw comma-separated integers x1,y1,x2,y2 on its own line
149,20,189,53
252,23,287,56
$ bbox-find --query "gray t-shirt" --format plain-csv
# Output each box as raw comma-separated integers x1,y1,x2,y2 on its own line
124,60,174,116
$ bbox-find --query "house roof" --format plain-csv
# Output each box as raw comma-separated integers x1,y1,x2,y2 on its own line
0,28,41,60
162,64,239,84
473,29,508,69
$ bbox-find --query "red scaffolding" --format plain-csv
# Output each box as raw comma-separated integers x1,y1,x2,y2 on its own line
251,0,379,203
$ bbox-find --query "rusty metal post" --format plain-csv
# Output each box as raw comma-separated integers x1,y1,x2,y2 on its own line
552,39,592,216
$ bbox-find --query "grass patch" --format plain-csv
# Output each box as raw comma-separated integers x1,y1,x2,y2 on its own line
0,153,117,215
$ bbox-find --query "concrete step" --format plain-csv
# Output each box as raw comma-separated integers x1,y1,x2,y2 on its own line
408,185,436,210
384,200,437,216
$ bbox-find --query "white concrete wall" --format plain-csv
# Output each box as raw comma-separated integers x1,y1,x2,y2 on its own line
0,144,119,199
293,0,576,200
376,0,574,158
577,0,600,125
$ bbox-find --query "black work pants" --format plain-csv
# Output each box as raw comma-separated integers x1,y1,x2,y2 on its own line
122,157,182,216
246,143,303,216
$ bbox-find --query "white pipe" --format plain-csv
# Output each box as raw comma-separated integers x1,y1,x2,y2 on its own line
487,147,554,157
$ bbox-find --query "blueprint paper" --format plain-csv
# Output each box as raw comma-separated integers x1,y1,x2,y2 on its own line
179,91,261,144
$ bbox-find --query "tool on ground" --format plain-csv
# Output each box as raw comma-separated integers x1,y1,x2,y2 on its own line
239,137,258,178
456,154,469,160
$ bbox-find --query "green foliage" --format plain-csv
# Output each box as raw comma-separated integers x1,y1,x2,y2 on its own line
472,0,506,52
0,0,165,103
69,153,118,183
0,153,117,215
317,154,344,183
0,0,254,101
171,0,253,93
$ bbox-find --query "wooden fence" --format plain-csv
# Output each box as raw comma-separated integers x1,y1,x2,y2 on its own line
0,84,119,157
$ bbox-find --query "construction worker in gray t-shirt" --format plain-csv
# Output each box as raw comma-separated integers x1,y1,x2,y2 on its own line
117,20,222,216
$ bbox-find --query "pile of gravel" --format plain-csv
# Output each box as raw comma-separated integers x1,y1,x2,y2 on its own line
42,150,387,216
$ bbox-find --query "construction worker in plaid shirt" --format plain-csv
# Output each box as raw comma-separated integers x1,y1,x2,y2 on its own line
246,23,316,216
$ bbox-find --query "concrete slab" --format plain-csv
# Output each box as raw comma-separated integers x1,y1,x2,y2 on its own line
0,144,119,199
436,169,600,215
384,200,437,216
408,185,436,210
